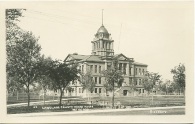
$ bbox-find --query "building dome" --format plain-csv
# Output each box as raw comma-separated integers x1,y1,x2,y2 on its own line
95,25,110,39
97,25,109,34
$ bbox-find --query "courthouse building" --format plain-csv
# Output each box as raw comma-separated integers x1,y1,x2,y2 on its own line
64,24,148,97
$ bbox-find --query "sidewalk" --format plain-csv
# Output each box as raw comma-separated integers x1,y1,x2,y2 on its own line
7,98,82,108
8,106,185,117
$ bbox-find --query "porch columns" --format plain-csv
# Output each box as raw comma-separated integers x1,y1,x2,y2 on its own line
126,63,129,75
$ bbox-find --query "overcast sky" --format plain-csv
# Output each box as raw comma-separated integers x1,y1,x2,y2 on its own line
16,1,193,81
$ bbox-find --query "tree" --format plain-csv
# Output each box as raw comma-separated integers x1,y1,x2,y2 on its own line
80,71,96,101
102,59,124,108
6,9,25,22
36,55,54,104
49,61,80,107
6,31,42,107
171,63,185,95
159,80,171,95
6,9,25,95
143,71,161,94
129,77,138,95
6,9,42,107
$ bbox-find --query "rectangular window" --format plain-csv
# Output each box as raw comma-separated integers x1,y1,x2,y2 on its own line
79,88,81,93
99,66,101,73
143,89,144,93
99,77,101,84
95,77,97,84
139,79,141,85
139,68,141,75
95,88,97,93
136,79,138,85
139,89,141,94
142,69,145,75
95,65,97,73
136,68,138,75
129,67,132,75
99,88,101,93
72,88,74,93
90,65,93,72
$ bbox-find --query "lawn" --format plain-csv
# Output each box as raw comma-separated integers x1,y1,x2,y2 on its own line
85,95,185,107
7,95,185,114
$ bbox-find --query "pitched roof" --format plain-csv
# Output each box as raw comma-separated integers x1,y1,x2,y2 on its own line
65,53,147,66
133,62,148,66
83,55,104,62
65,54,104,62
70,54,89,60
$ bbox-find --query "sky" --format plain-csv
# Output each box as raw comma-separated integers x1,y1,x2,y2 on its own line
15,1,193,81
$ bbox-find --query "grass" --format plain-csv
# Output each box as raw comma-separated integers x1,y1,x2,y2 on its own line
7,95,185,114
86,95,185,107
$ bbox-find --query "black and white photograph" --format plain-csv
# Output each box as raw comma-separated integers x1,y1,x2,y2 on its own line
0,1,194,123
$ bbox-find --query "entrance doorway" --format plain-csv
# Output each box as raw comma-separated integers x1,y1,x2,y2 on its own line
123,90,127,96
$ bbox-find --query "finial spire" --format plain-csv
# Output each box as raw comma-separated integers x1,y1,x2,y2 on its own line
102,9,104,26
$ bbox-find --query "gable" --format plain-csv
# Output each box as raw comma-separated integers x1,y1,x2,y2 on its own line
114,53,129,61
118,55,127,60
66,56,74,61
64,54,89,62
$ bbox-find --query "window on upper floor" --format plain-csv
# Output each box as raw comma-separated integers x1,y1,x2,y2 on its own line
136,68,138,75
90,65,93,72
99,77,101,84
95,65,97,73
99,66,101,73
72,88,74,93
139,79,141,85
142,69,145,75
95,88,97,93
95,77,97,84
99,88,101,93
139,68,141,75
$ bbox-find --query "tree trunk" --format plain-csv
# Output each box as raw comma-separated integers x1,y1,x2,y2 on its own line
43,89,46,105
59,89,63,108
17,91,19,101
112,90,114,109
27,85,30,107
112,82,114,109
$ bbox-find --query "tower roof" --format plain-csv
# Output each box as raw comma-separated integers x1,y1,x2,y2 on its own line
97,25,109,34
